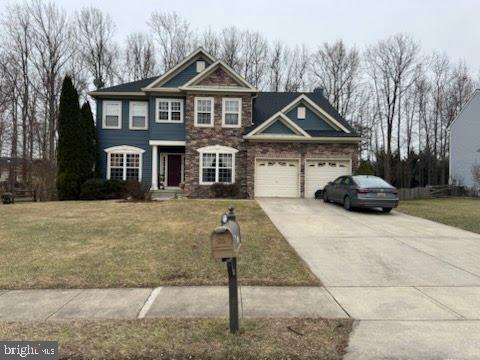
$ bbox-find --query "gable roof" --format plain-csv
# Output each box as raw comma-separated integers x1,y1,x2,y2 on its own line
89,76,157,95
248,92,358,137
179,60,257,92
246,112,311,138
448,89,480,130
144,47,216,90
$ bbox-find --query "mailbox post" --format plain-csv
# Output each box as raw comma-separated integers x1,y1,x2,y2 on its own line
211,207,241,334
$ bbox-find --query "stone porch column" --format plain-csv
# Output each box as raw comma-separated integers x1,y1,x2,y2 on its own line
151,145,158,190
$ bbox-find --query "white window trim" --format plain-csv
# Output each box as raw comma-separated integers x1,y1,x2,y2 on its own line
105,145,145,182
194,97,214,127
102,100,122,129
155,98,184,123
129,101,149,130
222,97,242,128
197,145,238,185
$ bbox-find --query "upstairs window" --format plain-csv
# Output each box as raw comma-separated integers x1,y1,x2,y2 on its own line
222,98,241,127
155,98,183,123
195,97,214,127
129,101,148,130
103,100,122,129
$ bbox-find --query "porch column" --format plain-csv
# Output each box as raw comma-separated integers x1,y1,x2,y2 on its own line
151,145,158,190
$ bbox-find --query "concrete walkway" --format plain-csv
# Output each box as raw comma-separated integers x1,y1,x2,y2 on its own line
258,198,480,359
0,286,347,321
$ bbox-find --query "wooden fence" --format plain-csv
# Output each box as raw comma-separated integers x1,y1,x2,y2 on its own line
398,185,465,200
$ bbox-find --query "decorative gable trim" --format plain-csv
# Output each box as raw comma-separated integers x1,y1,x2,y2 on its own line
143,47,216,90
281,95,351,133
179,60,258,92
245,112,311,138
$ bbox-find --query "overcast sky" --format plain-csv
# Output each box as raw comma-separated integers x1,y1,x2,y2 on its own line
3,0,480,71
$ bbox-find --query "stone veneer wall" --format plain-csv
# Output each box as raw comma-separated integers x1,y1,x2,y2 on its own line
246,142,360,198
183,92,252,198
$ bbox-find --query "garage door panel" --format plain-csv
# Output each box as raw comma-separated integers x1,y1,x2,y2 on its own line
255,159,299,197
305,160,350,198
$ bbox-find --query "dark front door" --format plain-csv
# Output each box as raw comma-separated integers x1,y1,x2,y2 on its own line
167,155,182,186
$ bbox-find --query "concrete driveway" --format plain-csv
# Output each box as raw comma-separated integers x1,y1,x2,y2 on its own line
258,198,480,359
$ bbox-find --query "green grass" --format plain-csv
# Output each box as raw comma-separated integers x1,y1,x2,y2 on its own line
398,197,480,234
0,318,353,359
0,200,318,289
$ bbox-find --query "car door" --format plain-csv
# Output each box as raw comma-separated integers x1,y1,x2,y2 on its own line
330,176,345,202
339,176,354,203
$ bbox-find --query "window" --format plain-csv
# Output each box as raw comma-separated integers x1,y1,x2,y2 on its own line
105,146,144,181
155,99,183,123
222,98,241,127
195,97,214,127
103,100,122,129
129,101,148,130
197,145,238,184
297,106,306,119
196,60,206,73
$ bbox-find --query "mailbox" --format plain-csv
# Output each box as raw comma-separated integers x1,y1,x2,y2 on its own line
211,208,241,260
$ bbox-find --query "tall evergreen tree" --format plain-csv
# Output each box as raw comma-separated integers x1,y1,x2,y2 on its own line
80,102,98,180
57,76,81,200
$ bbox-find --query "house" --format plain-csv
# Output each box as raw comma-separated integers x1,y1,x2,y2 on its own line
449,89,480,189
89,47,361,198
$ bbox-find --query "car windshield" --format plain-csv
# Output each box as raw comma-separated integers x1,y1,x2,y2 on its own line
353,176,392,188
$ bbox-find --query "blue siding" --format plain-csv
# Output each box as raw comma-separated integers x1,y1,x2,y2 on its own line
162,57,212,87
262,119,296,134
286,104,336,131
96,99,151,185
148,96,186,140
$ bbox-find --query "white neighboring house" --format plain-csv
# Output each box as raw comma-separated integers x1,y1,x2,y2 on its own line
449,89,480,189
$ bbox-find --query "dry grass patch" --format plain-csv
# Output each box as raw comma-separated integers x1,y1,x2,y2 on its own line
0,200,318,289
0,318,353,359
398,197,480,234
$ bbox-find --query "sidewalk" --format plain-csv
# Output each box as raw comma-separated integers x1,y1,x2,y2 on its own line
0,286,347,321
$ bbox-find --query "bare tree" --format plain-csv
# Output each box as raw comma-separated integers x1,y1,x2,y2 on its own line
198,27,220,58
75,6,117,89
219,26,244,70
148,12,192,71
124,32,157,81
311,40,361,117
365,34,420,181
29,0,73,160
239,31,268,88
268,41,285,92
284,45,309,91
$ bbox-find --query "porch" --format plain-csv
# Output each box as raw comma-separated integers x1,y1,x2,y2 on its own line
149,141,185,191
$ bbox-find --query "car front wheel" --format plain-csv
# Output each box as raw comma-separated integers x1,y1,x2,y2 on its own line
344,196,352,211
382,208,392,213
323,191,329,203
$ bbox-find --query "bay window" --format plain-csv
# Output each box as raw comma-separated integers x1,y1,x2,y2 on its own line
198,145,238,185
105,146,145,182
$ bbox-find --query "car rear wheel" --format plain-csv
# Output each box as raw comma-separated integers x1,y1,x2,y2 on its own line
344,196,352,211
382,208,392,213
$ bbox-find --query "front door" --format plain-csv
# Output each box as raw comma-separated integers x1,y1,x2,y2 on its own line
167,155,182,186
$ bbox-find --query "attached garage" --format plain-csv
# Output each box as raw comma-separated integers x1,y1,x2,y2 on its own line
254,159,300,197
304,159,351,198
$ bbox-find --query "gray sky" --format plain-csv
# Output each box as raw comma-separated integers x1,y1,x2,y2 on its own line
4,0,480,71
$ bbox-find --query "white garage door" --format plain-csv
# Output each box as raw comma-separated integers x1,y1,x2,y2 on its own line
305,160,351,198
255,159,299,197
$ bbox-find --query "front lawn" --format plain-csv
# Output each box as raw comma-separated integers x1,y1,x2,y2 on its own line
0,200,318,289
0,318,352,359
398,197,480,234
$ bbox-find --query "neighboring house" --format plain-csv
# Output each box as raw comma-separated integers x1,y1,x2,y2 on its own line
449,89,480,189
89,47,361,198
